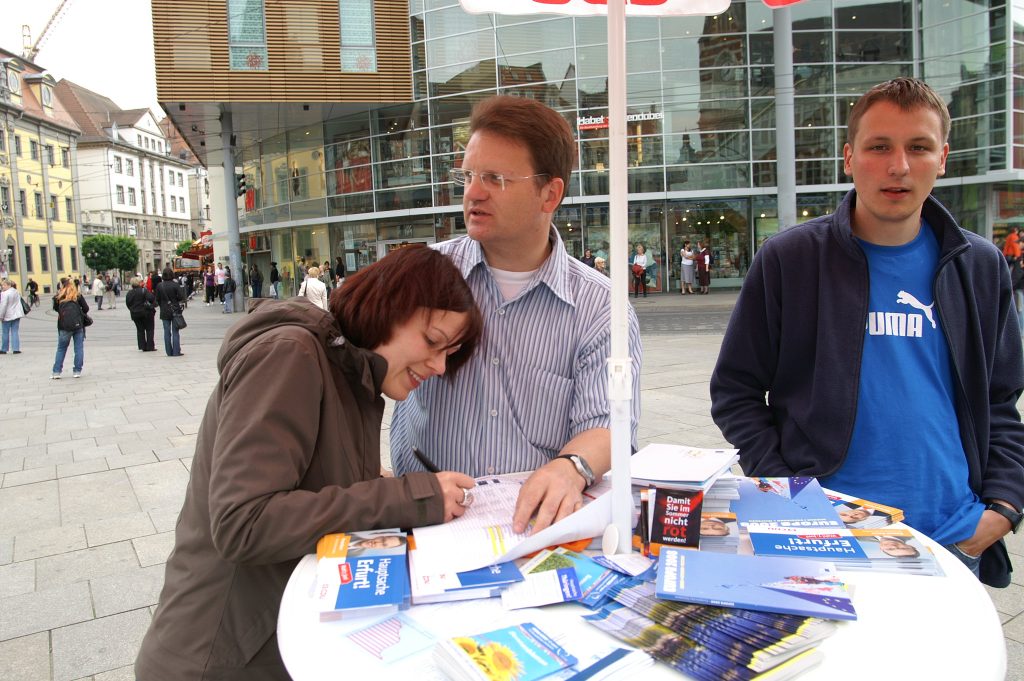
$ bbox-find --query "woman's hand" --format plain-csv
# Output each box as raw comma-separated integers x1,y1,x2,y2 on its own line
436,471,476,522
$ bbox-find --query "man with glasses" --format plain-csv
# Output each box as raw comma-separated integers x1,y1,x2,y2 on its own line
391,95,643,535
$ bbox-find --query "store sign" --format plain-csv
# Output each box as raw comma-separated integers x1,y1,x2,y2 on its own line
459,0,729,17
578,111,664,130
459,0,805,16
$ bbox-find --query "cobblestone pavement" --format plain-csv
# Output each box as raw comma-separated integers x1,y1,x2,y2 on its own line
0,291,1020,680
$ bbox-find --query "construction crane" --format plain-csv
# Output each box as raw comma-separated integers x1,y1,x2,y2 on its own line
22,0,76,62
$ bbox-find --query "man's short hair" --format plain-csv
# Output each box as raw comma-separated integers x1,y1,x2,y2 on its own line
848,77,950,145
469,96,576,201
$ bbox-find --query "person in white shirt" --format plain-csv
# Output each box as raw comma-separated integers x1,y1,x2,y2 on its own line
680,240,696,294
299,266,329,311
631,244,650,298
0,279,26,353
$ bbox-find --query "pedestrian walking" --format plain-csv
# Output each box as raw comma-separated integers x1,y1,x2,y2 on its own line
222,271,237,313
631,243,650,298
250,264,263,298
215,263,226,302
299,265,329,311
204,266,216,305
269,261,280,298
112,274,122,308
52,279,89,378
91,275,105,310
126,277,157,352
156,267,186,357
0,278,25,354
103,274,116,309
334,255,346,288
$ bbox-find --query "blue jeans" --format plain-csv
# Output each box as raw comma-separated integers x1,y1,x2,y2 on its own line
223,294,234,313
52,328,85,374
1,318,20,351
944,542,982,578
162,318,181,356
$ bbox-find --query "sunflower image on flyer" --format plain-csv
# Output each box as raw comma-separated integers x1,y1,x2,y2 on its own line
434,622,577,681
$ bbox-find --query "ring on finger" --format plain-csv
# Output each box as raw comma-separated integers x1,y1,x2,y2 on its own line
458,487,474,507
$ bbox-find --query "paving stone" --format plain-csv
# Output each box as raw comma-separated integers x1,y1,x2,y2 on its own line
51,609,150,681
90,564,164,617
58,471,140,525
71,426,118,442
114,422,154,434
35,542,139,588
93,665,137,681
0,537,12,565
0,443,43,459
21,451,76,471
56,459,110,479
14,524,87,562
0,581,93,640
0,560,36,599
0,458,25,476
0,632,51,681
0,481,60,536
85,513,156,548
125,461,190,512
0,436,30,452
84,409,129,429
70,445,124,464
104,453,158,470
987,582,1024,618
132,532,175,568
148,506,182,534
27,431,74,447
1009,637,1024,681
2,466,56,488
48,438,96,455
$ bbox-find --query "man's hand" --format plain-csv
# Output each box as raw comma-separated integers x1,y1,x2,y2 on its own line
956,506,1014,557
512,459,585,534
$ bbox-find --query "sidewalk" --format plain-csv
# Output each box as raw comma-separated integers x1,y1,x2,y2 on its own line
0,294,1021,680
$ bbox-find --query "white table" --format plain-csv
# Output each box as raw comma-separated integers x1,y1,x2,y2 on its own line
278,534,1006,680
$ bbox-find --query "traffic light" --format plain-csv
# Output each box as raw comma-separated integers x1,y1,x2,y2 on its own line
236,173,247,197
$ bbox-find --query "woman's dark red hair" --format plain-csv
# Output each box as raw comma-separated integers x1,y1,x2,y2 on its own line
329,245,483,376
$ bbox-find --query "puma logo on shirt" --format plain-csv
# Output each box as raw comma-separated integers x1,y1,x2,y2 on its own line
865,290,936,338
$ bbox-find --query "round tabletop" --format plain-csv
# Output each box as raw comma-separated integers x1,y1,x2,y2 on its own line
278,534,1006,680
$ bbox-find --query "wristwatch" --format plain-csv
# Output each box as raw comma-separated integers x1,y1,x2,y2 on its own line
985,502,1024,533
555,454,595,489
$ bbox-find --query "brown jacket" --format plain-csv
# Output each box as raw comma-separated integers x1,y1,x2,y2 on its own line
136,298,444,680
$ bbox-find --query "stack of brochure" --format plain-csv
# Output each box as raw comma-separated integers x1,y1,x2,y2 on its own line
408,543,524,605
433,622,577,681
697,511,740,554
631,444,738,492
313,529,410,622
584,563,840,681
823,488,905,529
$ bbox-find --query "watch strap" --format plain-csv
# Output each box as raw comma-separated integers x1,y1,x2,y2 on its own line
554,454,595,488
985,502,1023,533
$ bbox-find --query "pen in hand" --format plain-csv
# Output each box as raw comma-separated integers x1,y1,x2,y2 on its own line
412,447,441,473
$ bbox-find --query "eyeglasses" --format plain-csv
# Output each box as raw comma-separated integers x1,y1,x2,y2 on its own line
450,167,550,191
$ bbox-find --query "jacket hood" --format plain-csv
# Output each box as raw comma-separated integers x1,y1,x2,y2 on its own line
217,298,388,395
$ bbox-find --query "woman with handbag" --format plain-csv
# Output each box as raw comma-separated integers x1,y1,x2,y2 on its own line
135,246,484,680
299,265,330,311
126,276,157,352
0,279,25,354
631,243,650,298
156,267,187,357
51,279,89,378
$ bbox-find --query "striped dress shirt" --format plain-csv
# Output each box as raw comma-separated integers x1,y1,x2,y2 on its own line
390,227,643,477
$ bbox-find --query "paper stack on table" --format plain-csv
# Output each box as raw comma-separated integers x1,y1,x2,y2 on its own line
630,444,738,491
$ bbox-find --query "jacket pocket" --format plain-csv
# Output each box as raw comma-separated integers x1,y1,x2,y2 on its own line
208,597,279,667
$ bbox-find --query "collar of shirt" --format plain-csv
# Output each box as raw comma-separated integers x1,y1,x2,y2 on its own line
451,225,576,308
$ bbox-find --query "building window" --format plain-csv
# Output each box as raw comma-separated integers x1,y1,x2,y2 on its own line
0,132,5,152
116,185,125,204
49,194,57,220
114,156,122,173
30,140,39,161
39,245,48,272
5,245,16,273
137,135,142,146
204,206,210,220
55,245,63,272
61,147,70,166
128,187,137,206
13,136,21,157
71,246,77,270
170,196,176,212
34,192,43,218
24,245,32,273
228,0,269,70
169,169,175,183
178,172,183,187
45,145,55,166
339,0,377,73
18,190,26,216
126,159,134,176
0,186,8,214
65,197,73,222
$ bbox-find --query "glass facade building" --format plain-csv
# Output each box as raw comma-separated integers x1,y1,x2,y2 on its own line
222,0,1023,292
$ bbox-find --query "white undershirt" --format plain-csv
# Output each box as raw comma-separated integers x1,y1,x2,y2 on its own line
488,266,537,302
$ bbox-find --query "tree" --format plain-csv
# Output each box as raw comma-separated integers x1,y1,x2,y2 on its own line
175,240,194,256
112,237,140,273
81,235,117,272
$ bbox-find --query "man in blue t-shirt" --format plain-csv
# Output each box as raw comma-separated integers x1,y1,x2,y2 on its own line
711,78,1024,587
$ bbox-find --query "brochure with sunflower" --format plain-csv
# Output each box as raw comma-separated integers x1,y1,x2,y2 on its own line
434,621,577,681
